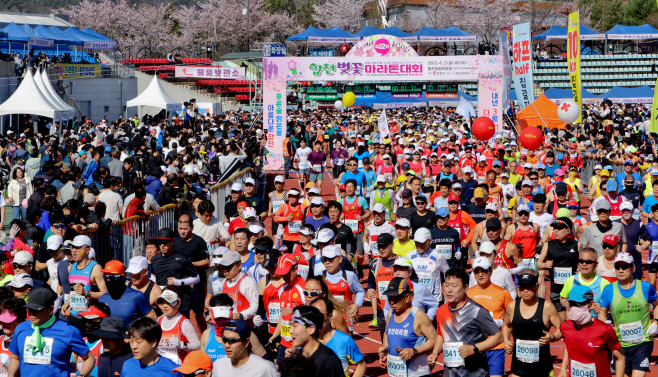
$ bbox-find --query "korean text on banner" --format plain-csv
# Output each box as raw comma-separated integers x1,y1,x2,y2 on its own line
55,64,101,79
377,110,390,138
174,66,246,79
567,11,582,123
262,76,286,171
511,23,535,109
499,30,512,112
650,76,658,132
28,37,54,49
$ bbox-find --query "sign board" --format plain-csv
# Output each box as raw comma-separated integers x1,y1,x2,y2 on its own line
263,43,287,57
28,37,54,49
175,66,246,79
307,93,338,100
308,48,334,57
512,23,534,109
307,86,337,94
344,84,377,94
55,64,102,78
83,41,117,49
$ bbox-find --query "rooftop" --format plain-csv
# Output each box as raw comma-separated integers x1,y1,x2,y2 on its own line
0,12,74,28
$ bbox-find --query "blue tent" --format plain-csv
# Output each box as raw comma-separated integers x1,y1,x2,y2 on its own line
600,86,654,103
81,28,116,43
287,26,359,42
62,27,108,43
543,88,601,103
38,26,83,45
19,24,53,41
352,91,475,107
606,24,658,40
355,26,416,41
2,22,30,42
533,25,605,40
409,26,475,42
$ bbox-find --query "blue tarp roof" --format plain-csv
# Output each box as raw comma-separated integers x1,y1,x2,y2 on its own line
533,25,604,40
287,26,359,41
600,86,654,100
2,22,30,42
19,24,52,40
606,24,658,39
408,26,475,41
81,28,116,43
544,87,599,99
352,91,475,107
62,27,109,43
355,26,412,39
40,26,83,45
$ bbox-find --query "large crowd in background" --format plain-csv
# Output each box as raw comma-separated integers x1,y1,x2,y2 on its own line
0,97,655,377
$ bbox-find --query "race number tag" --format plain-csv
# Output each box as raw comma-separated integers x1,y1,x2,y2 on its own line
478,176,485,184
651,242,658,264
387,355,407,377
281,320,292,342
424,177,431,186
336,158,345,166
69,292,88,312
553,267,572,285
272,202,282,214
515,340,540,363
570,360,596,377
385,173,393,182
366,186,374,197
619,320,645,344
371,243,380,257
345,220,359,232
158,345,181,365
417,271,432,289
397,154,403,161
23,336,53,365
522,258,536,269
436,245,453,260
300,161,310,169
297,264,309,280
288,221,302,234
268,302,281,324
377,280,390,299
313,164,322,172
443,342,464,367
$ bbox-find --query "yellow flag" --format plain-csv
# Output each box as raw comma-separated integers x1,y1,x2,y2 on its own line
650,76,658,132
567,11,582,123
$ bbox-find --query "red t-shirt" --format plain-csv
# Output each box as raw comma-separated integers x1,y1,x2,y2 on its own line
560,319,621,377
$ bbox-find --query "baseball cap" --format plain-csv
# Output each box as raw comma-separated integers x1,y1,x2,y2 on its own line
486,202,498,211
274,176,285,183
219,250,241,267
517,203,530,213
91,316,129,339
517,272,539,285
472,256,491,270
24,288,57,311
382,277,414,297
603,234,620,245
230,183,243,192
452,183,462,190
436,207,449,218
523,163,532,169
79,307,109,320
393,257,413,269
556,208,570,219
479,155,487,161
100,261,125,275
415,194,427,203
321,245,342,259
413,228,432,243
553,217,573,230
0,310,17,324
606,180,618,192
522,179,533,187
244,177,256,186
46,235,63,251
274,254,297,275
401,189,412,198
601,170,611,176
372,203,386,213
614,252,634,264
500,171,509,177
376,233,395,246
492,160,502,167
305,182,316,189
596,200,612,211
71,235,92,248
13,251,33,266
156,290,180,305
567,200,579,209
248,222,265,234
462,166,473,174
567,285,594,303
401,162,411,169
376,175,386,183
126,256,149,274
486,217,502,229
7,273,33,289
395,218,411,228
555,182,568,194
242,207,258,220
620,202,633,211
224,319,251,340
473,187,485,198
554,169,565,176
569,143,577,149
448,194,460,203
594,164,602,170
173,350,213,374
316,228,335,243
299,226,314,236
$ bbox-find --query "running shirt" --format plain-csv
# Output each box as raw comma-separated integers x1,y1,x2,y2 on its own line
204,328,227,362
545,238,579,294
277,277,306,348
386,307,428,377
366,220,395,258
466,284,512,349
511,224,537,261
600,280,657,348
324,330,364,377
560,319,621,377
295,147,313,170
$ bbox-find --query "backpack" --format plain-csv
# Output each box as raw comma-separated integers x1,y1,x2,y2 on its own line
208,155,221,176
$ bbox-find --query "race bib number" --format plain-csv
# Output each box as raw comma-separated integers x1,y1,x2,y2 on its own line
23,336,53,365
158,345,181,365
553,267,572,285
300,161,310,169
570,360,596,377
436,245,452,260
371,242,380,257
387,354,407,377
366,186,374,197
522,258,536,269
385,208,390,220
336,158,345,166
297,264,309,280
313,164,322,172
417,271,432,289
424,177,431,186
515,340,540,363
377,280,390,299
358,160,363,168
651,242,658,264
69,292,88,312
345,219,359,232
385,173,393,182
272,202,282,214
268,303,281,324
288,221,302,234
619,320,645,344
443,342,464,368
397,154,403,161
281,320,292,342
478,175,485,184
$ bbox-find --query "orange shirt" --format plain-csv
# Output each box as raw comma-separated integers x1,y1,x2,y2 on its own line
466,283,512,349
450,211,477,242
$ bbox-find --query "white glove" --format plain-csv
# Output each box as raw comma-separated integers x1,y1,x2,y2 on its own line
253,314,264,327
167,336,180,348
646,322,658,337
455,252,462,260
0,353,10,367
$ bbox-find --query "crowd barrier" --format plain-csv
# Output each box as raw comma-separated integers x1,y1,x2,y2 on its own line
580,158,641,194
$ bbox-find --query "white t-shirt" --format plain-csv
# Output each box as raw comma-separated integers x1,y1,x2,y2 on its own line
98,190,123,221
212,354,278,377
295,147,313,169
46,258,67,292
529,211,554,237
498,182,517,211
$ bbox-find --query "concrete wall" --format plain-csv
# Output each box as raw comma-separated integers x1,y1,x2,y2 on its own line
60,77,138,122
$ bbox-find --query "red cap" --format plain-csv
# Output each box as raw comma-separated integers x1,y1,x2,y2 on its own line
339,184,346,191
79,307,109,319
567,200,579,207
100,260,125,275
274,254,297,276
448,194,460,203
602,234,620,245
569,143,577,149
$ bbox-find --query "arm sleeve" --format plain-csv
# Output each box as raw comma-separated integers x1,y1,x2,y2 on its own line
181,319,201,351
173,274,200,286
238,277,260,320
366,260,377,289
348,271,365,307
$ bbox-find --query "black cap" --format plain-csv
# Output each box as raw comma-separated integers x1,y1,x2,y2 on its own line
401,189,412,198
517,272,538,285
90,316,129,339
382,277,414,297
153,228,176,240
0,252,7,263
555,182,568,194
376,233,395,246
24,287,57,311
532,193,547,203
546,151,555,157
263,249,281,269
486,217,502,229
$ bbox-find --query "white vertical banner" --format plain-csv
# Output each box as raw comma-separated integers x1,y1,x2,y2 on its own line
377,110,390,138
512,23,535,109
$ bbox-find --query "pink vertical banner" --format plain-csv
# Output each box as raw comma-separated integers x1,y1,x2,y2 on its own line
477,78,504,131
263,79,287,171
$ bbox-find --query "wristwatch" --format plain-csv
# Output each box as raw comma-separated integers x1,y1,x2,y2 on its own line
412,348,418,357
472,345,479,354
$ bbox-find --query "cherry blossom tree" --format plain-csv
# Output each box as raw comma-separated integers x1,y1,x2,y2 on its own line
423,0,457,29
312,0,366,33
393,11,425,34
459,0,522,42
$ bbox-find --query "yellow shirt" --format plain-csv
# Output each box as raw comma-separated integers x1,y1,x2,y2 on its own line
393,239,416,257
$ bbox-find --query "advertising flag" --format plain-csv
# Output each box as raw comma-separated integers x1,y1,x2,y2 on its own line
511,23,534,109
499,30,512,112
650,76,658,132
567,11,582,123
378,110,390,138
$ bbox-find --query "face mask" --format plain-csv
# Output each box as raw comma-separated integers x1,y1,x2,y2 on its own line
212,319,230,337
569,305,591,325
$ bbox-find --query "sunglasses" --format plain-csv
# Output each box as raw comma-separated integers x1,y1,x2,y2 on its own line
614,263,631,270
518,211,529,216
154,239,173,246
105,274,124,281
347,164,357,166
602,243,618,249
53,224,67,230
218,262,238,270
221,336,244,345
486,227,501,232
303,290,322,297
321,256,338,263
473,269,489,275
596,209,610,213
578,259,596,265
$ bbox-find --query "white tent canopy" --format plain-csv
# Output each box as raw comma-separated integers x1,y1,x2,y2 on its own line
40,69,75,120
34,69,68,122
127,76,182,112
0,70,62,120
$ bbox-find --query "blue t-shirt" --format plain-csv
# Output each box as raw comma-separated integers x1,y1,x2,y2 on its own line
120,355,183,377
340,171,367,195
304,215,330,231
642,195,658,214
99,288,154,327
615,172,642,188
600,280,658,309
358,169,377,193
544,163,561,178
324,330,364,374
9,319,89,377
240,251,256,273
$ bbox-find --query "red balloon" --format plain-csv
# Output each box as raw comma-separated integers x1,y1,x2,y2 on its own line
472,117,496,141
520,127,544,150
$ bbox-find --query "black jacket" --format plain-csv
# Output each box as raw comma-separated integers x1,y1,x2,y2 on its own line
158,184,177,206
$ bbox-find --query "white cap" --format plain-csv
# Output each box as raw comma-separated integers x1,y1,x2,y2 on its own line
486,202,498,211
7,273,33,288
383,154,391,160
126,256,149,274
316,228,335,243
321,245,342,259
372,203,386,213
244,177,256,185
300,227,314,236
479,155,487,161
522,179,533,186
413,228,432,243
404,148,411,155
479,241,496,254
210,306,233,319
500,171,509,177
393,257,413,268
288,189,300,196
463,166,473,174
473,256,492,270
523,163,532,169
71,235,92,248
446,154,454,160
88,248,96,259
620,202,634,211
275,176,285,183
310,197,325,206
395,218,411,228
157,290,180,305
594,164,602,170
13,250,33,266
308,187,320,195
517,203,531,213
231,183,243,192
248,223,265,234
614,252,634,264
357,142,365,146
242,207,258,219
46,235,63,251
376,175,386,183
